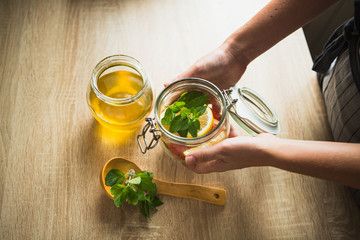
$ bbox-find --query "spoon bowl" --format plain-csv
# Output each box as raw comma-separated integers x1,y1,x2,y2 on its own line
100,157,226,205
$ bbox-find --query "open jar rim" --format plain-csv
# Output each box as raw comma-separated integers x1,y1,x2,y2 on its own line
154,78,228,146
91,54,150,105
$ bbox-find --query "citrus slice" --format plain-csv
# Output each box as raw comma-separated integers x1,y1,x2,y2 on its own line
188,105,214,138
183,130,226,156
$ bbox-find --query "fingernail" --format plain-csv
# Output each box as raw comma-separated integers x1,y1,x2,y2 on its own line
185,156,196,165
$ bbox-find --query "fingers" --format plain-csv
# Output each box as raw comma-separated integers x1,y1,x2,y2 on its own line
186,142,223,164
184,136,244,173
188,159,228,174
184,142,226,173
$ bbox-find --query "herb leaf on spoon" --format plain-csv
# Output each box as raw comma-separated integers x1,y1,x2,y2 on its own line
105,169,163,219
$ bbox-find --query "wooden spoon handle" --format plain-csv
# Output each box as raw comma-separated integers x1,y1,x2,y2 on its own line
154,179,226,205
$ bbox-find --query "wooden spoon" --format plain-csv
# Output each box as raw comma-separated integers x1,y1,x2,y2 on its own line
100,157,226,205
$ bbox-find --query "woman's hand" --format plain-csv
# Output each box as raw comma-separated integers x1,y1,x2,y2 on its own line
168,43,249,90
184,129,360,189
184,131,277,174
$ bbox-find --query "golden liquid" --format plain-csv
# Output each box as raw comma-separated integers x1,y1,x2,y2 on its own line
88,70,153,132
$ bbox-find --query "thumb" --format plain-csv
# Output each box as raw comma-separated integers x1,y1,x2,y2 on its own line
185,143,224,170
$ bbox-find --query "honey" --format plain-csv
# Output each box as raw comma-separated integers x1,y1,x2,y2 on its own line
87,55,154,132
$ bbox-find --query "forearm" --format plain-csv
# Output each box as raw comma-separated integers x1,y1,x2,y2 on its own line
265,137,360,188
223,0,340,65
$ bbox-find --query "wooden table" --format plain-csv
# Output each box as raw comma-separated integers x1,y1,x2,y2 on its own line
1,0,360,239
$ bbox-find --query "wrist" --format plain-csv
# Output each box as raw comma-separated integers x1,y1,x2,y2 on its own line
220,38,251,72
222,26,262,66
252,133,282,167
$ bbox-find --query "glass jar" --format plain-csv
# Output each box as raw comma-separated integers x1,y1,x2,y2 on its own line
137,78,280,162
86,55,154,132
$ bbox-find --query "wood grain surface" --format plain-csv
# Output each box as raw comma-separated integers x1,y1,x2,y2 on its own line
1,0,360,239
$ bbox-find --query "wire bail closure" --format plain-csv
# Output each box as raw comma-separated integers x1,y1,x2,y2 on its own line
222,87,279,135
137,117,161,154
223,89,238,110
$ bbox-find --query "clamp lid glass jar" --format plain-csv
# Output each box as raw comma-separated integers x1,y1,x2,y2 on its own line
137,78,279,161
86,55,154,132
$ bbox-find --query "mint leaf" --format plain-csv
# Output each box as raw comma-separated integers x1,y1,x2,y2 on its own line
137,189,147,201
105,169,125,187
151,183,158,196
170,116,191,133
172,101,185,112
161,108,175,126
185,94,208,109
179,118,191,131
193,119,200,129
188,123,198,137
142,171,154,179
177,91,189,102
177,129,188,137
114,194,123,207
110,184,126,196
194,105,207,117
120,187,129,205
127,176,141,185
167,101,185,114
139,200,150,219
169,115,183,133
178,91,203,103
181,108,191,118
127,187,138,205
136,172,155,192
139,194,163,219
150,196,163,208
113,185,128,207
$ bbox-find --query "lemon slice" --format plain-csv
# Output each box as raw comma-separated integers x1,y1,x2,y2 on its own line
188,105,213,138
183,130,226,156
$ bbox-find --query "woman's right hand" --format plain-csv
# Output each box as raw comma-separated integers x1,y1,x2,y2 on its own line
184,133,276,174
167,42,249,90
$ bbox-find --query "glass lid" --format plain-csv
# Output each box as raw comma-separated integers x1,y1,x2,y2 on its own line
223,86,280,136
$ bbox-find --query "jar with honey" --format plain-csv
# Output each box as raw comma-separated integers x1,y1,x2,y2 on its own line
87,55,154,132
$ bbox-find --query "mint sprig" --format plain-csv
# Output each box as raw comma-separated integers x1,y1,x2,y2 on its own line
105,169,163,219
161,91,208,137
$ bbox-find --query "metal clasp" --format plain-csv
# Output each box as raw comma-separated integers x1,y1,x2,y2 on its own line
222,89,238,112
137,117,161,154
223,88,263,134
